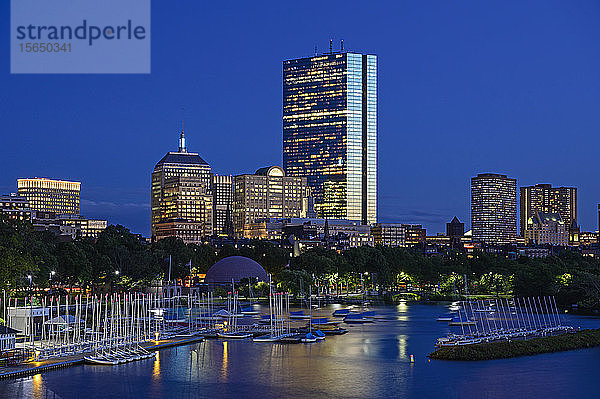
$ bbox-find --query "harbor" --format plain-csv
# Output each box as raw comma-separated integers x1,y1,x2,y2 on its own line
0,285,381,379
2,302,599,399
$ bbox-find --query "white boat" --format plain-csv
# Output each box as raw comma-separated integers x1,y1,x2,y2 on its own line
253,334,280,342
448,319,477,326
300,333,317,343
436,313,455,322
217,331,252,339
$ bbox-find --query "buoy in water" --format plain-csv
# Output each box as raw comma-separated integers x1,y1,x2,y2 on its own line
410,354,414,363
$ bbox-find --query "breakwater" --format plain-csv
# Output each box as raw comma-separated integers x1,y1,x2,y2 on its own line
429,329,600,361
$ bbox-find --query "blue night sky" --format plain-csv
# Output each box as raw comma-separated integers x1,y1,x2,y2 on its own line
1,1,599,236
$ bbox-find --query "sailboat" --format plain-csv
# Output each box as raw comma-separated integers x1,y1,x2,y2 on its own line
241,278,260,315
217,282,252,339
254,276,295,342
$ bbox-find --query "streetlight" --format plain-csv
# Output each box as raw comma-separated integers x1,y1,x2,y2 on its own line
49,271,56,292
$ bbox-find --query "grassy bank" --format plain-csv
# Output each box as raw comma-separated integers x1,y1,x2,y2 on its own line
429,329,600,361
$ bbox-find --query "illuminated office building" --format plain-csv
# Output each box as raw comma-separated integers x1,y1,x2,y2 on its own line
471,173,518,245
520,184,577,237
212,175,234,237
371,223,426,247
151,130,213,242
283,49,377,224
524,211,568,246
54,214,108,239
17,178,80,216
233,166,311,238
0,194,32,221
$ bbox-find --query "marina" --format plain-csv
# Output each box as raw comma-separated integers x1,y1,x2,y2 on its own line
2,303,599,399
434,296,573,347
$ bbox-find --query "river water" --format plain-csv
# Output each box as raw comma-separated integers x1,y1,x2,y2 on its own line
1,302,599,399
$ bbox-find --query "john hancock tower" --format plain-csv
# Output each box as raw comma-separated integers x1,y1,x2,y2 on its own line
283,48,377,225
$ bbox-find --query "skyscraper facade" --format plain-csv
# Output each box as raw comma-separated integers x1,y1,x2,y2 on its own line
151,131,212,242
233,166,311,238
471,173,518,245
520,184,577,237
283,50,377,224
212,174,234,237
17,178,80,216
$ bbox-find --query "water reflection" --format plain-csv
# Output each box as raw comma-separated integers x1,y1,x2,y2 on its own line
396,301,410,321
2,304,599,399
397,334,408,359
32,373,42,399
152,351,160,380
221,341,228,380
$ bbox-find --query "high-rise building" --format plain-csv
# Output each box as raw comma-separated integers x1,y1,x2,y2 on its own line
233,166,311,238
212,175,234,237
471,173,518,245
520,184,577,237
17,178,80,215
524,211,568,246
283,50,377,224
151,130,212,242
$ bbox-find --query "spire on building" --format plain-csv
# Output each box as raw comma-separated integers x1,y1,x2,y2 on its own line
178,108,187,153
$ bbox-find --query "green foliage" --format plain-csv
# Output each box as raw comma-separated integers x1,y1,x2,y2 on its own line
2,216,600,310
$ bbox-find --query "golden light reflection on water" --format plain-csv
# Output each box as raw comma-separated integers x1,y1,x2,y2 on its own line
221,341,228,380
397,334,408,359
152,352,160,380
396,301,410,321
32,373,42,399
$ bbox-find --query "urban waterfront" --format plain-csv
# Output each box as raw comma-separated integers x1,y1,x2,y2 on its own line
2,303,599,399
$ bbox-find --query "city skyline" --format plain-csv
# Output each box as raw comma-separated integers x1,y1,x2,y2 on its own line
2,1,600,235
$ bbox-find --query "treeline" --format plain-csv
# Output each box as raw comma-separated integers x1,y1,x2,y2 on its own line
0,216,289,293
289,246,600,309
2,216,600,309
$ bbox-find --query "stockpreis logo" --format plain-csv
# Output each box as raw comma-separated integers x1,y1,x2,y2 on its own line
11,0,151,74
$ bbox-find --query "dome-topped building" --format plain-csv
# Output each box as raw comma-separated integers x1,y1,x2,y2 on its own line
204,256,268,284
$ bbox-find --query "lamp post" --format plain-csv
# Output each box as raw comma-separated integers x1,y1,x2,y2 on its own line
49,271,56,293
27,274,33,346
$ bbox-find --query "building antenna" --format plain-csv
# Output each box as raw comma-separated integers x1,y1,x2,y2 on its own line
181,107,184,134
341,39,344,52
314,45,317,56
179,107,187,153
329,38,333,54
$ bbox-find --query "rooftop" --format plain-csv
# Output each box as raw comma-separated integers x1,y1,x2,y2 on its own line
155,152,209,167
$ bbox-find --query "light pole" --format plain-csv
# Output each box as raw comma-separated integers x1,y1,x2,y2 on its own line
49,271,56,293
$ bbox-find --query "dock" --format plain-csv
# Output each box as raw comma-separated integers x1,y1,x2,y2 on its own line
0,336,204,380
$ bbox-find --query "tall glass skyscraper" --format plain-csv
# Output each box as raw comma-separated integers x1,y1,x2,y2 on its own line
283,51,377,225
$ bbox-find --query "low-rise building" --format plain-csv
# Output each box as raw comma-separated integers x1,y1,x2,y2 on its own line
0,194,32,221
154,219,209,244
371,223,426,247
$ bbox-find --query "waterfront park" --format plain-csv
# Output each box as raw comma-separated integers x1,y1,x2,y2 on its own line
2,220,600,378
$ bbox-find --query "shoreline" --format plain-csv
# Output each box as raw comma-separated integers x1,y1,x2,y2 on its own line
0,336,204,380
428,329,600,361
